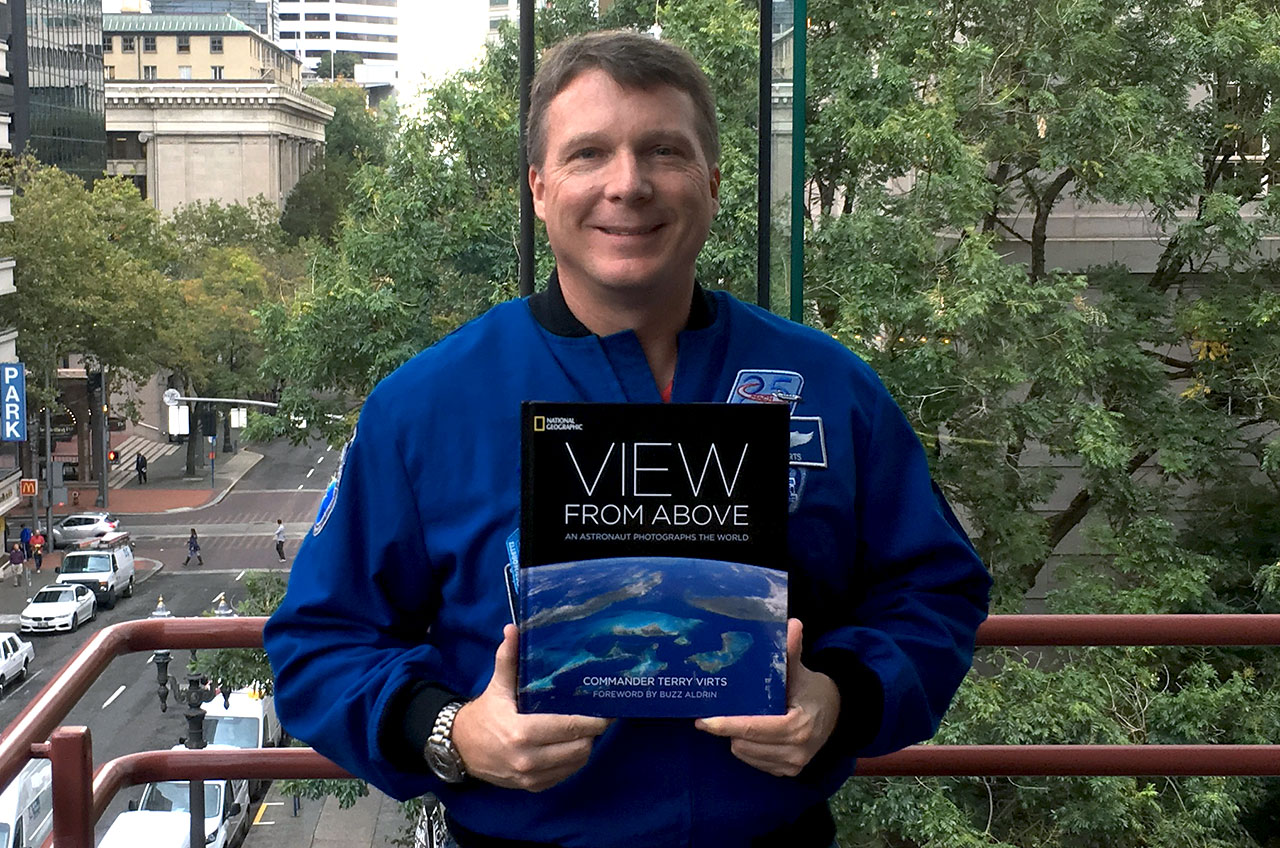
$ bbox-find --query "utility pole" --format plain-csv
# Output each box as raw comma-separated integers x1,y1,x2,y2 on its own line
95,367,109,509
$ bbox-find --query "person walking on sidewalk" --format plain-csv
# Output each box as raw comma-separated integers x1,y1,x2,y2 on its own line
274,519,287,562
30,531,44,574
183,529,203,566
135,452,148,485
9,543,25,587
19,525,30,558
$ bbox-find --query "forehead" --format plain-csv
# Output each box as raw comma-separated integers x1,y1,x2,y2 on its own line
544,69,702,145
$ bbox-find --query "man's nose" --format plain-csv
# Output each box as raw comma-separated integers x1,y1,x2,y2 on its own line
603,151,653,202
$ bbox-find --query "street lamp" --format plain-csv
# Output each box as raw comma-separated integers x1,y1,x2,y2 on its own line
150,596,217,848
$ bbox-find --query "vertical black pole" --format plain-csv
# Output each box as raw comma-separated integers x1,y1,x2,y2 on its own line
757,0,772,310
518,0,536,298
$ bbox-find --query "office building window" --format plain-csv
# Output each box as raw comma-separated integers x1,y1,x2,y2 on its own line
179,65,192,79
121,36,136,53
143,36,157,53
105,65,115,79
210,36,224,54
178,35,190,53
280,31,299,39
103,36,112,53
211,65,225,79
143,66,158,80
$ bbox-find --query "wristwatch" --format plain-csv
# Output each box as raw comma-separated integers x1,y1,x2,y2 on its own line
424,700,468,783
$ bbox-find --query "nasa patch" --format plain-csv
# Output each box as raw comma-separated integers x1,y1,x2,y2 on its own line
312,429,355,536
788,417,828,468
726,369,804,413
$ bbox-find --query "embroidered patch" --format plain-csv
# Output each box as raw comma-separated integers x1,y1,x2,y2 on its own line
788,416,828,468
726,369,804,413
312,429,355,536
788,467,807,514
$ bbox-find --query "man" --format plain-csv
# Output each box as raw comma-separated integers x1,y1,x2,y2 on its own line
19,525,30,558
135,452,148,485
273,519,286,562
265,31,990,848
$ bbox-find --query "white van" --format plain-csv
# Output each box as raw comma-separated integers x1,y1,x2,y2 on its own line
202,686,284,799
0,760,52,848
97,810,190,848
57,532,135,609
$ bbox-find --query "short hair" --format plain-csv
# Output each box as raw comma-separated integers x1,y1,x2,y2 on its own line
527,30,720,169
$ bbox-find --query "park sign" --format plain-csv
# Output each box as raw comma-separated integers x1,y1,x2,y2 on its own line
0,363,24,442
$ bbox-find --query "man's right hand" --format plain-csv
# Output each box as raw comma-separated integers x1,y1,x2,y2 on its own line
452,624,611,792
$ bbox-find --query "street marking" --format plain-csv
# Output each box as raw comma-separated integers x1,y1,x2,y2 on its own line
297,485,303,490
102,685,126,709
316,455,324,464
306,468,315,479
236,570,246,581
11,669,43,698
147,655,153,664
254,801,283,825
327,445,333,451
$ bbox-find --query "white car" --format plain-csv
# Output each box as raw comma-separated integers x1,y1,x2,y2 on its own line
134,752,250,848
0,634,33,690
19,584,96,634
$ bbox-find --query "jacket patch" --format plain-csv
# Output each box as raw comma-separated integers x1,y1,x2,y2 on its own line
788,468,807,513
788,417,828,468
312,430,354,536
726,369,804,412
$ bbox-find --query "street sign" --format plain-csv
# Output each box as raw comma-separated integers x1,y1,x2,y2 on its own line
0,363,25,442
19,479,36,497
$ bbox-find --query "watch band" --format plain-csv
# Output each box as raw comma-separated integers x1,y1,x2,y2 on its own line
425,699,468,783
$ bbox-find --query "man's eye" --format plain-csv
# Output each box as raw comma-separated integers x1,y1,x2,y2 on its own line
654,146,676,156
572,148,599,160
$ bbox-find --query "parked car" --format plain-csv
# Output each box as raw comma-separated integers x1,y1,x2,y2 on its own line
0,634,33,689
98,810,189,848
0,759,52,848
56,532,135,608
133,753,250,848
41,513,119,549
19,583,96,634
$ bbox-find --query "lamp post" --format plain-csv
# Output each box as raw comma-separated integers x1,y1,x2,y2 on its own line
151,597,217,848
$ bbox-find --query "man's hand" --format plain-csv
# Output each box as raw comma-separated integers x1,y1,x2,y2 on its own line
452,624,612,792
694,619,841,777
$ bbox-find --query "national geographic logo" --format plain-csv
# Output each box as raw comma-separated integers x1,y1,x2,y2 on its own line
533,416,583,432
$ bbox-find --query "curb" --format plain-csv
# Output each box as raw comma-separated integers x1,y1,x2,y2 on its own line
116,451,265,517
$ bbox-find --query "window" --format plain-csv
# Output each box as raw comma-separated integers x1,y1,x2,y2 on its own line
280,31,299,39
143,65,158,80
143,36,156,53
211,66,225,80
177,35,190,53
103,35,112,53
178,65,192,79
121,36,135,53
210,36,224,54
104,65,115,79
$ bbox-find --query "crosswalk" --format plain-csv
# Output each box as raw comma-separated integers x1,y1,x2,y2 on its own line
108,435,180,490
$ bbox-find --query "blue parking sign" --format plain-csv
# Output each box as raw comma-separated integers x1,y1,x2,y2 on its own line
1,363,25,442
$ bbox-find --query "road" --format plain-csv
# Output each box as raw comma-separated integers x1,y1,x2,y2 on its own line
0,438,329,842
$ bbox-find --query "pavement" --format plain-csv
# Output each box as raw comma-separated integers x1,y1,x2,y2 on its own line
244,783,416,848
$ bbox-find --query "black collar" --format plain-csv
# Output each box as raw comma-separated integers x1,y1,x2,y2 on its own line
528,269,717,338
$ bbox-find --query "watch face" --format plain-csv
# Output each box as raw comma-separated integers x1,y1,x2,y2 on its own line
427,741,465,783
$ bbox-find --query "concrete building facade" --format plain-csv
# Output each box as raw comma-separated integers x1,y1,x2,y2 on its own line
103,13,332,213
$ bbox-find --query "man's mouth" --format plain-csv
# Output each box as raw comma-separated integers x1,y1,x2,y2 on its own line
597,224,663,236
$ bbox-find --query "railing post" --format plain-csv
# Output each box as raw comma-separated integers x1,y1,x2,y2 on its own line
49,727,93,848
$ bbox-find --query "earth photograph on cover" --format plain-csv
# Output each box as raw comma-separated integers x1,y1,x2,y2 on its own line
518,557,788,718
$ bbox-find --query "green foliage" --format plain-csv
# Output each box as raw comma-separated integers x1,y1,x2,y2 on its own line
314,51,360,81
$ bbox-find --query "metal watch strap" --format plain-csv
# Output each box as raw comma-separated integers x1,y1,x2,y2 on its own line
425,700,468,783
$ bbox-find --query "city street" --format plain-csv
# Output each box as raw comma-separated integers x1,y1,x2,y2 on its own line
0,436,330,842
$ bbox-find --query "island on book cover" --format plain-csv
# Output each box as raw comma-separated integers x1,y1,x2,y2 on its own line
518,401,790,718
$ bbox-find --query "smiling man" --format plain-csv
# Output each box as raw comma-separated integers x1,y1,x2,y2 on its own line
265,31,990,848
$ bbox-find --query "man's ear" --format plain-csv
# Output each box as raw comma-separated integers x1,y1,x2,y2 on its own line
710,166,722,214
530,166,547,221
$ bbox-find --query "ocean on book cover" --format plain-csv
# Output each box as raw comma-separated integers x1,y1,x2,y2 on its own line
518,402,790,718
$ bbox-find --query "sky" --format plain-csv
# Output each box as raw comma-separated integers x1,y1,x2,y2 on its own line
398,2,493,108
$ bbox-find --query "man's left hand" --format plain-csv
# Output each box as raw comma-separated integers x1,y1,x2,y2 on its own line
694,618,840,777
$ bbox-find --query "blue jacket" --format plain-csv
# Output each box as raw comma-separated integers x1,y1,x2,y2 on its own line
264,285,990,847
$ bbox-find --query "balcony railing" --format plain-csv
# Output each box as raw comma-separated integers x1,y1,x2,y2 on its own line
7,615,1280,847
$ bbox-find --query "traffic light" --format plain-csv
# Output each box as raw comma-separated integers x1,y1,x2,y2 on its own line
200,409,218,437
107,449,119,463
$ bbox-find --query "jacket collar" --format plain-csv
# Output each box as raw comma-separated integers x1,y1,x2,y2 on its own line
528,268,717,338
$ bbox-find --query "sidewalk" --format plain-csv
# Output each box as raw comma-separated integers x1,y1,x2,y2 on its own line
244,782,412,848
19,426,263,518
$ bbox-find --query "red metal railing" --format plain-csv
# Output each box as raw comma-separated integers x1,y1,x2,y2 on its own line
8,615,1280,847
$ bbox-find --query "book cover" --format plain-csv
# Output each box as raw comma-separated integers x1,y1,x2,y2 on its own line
518,402,790,718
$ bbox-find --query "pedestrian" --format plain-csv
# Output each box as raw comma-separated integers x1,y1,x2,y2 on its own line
274,519,286,562
19,525,30,558
9,543,25,587
31,531,44,574
183,528,203,566
135,451,148,485
264,31,990,848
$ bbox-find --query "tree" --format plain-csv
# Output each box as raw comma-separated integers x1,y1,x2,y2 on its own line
315,51,360,81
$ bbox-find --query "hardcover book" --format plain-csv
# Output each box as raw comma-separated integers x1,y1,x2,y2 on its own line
517,401,790,718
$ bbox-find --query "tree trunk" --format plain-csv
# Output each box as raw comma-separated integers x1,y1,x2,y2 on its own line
1030,168,1075,281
